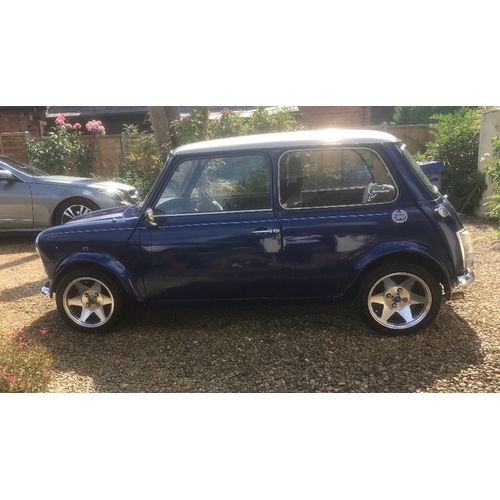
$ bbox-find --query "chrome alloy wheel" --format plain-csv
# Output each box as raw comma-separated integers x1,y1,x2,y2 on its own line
61,204,94,224
62,277,115,328
367,272,432,331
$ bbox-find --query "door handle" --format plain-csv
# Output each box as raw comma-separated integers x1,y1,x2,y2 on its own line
251,228,281,236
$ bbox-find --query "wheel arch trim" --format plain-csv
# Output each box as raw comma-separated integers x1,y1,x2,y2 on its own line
344,241,453,299
49,252,143,304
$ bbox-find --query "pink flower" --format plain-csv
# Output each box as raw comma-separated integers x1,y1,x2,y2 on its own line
181,117,187,122
7,375,16,382
73,123,82,130
86,120,106,135
40,329,48,335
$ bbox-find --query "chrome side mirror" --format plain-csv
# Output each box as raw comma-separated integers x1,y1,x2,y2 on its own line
145,208,158,229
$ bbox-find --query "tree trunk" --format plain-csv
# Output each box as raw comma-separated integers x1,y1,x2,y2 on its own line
148,106,181,149
164,107,180,128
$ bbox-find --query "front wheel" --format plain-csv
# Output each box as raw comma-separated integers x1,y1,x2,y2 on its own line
54,197,100,225
55,269,126,333
357,263,442,335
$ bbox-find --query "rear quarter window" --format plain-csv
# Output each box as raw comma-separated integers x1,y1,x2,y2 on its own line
401,145,439,196
279,148,398,209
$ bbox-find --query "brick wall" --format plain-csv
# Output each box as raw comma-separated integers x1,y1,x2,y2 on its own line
0,108,46,137
298,106,371,129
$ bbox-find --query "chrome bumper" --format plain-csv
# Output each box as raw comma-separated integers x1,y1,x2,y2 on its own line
457,268,475,287
41,281,51,296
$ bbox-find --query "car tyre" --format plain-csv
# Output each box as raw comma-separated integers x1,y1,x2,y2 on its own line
54,197,100,225
357,262,442,335
56,268,126,333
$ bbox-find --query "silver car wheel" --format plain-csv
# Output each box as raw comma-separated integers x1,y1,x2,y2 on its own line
62,276,115,329
54,197,100,226
367,271,432,330
61,204,94,224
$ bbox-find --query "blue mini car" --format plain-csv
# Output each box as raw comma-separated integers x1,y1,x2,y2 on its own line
35,129,474,335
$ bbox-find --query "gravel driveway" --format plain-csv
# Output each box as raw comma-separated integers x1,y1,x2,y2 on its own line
1,216,499,393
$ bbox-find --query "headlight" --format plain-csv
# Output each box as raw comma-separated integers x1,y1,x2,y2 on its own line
105,190,128,203
457,229,474,269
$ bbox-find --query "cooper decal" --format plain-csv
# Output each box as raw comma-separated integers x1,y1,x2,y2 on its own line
392,209,408,224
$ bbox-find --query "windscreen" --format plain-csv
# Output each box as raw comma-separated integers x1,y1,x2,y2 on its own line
0,156,50,176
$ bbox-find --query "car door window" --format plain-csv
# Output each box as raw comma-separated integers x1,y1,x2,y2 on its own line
279,148,397,208
154,154,271,215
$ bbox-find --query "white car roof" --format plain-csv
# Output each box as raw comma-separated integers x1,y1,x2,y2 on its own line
172,129,400,156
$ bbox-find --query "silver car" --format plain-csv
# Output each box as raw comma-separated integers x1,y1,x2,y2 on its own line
0,154,141,232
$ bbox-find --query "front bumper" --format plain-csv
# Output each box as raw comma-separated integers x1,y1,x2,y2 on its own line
446,268,474,301
457,267,475,287
41,280,51,297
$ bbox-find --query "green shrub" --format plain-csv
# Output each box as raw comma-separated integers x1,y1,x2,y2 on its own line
0,329,54,393
113,125,170,198
392,106,475,125
241,106,302,135
423,107,486,213
25,113,103,177
171,106,302,147
482,136,500,227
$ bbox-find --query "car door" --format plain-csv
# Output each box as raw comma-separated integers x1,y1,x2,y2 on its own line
140,153,284,301
0,168,34,229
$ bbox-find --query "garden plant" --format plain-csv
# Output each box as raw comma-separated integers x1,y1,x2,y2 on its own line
25,114,106,177
481,135,500,231
421,107,486,213
0,329,54,393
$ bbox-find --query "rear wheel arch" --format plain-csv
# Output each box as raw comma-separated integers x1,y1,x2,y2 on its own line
349,251,451,299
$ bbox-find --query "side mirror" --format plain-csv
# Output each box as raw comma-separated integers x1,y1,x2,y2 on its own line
145,208,158,228
0,170,15,181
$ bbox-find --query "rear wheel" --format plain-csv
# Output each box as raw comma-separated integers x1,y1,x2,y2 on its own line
54,197,100,225
55,268,126,333
357,262,442,335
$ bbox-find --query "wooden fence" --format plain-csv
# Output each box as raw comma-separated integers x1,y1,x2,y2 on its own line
1,132,141,178
1,125,432,179
0,132,30,163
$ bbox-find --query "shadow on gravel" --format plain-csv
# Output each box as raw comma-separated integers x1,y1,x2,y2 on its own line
0,233,38,248
27,299,484,393
0,253,39,272
0,279,47,301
